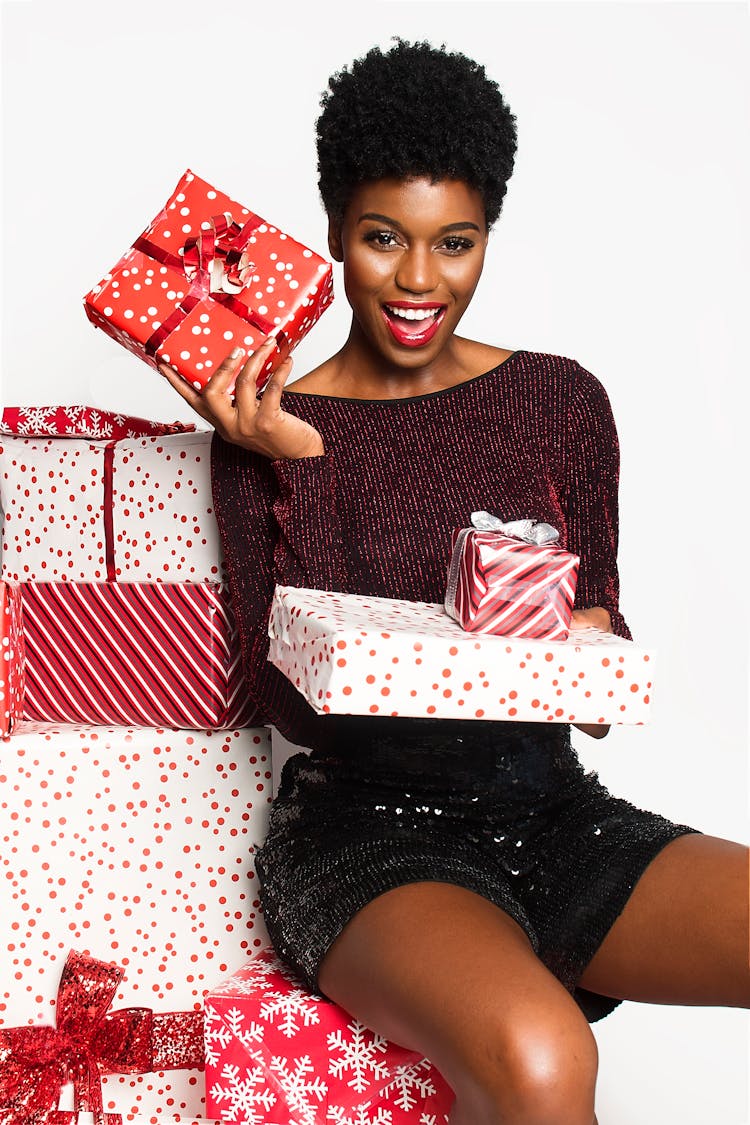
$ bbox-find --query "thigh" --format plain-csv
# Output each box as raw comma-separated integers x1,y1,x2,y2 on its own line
578,834,750,1006
317,880,597,1106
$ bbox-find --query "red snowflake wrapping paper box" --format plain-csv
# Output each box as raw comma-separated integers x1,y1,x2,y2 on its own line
84,169,333,393
0,581,24,737
444,512,579,641
204,949,453,1124
268,586,655,725
0,722,273,1120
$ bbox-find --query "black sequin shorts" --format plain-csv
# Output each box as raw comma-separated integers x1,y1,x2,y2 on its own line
254,716,699,1022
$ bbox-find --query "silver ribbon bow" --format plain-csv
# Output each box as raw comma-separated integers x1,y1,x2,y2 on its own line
470,510,560,545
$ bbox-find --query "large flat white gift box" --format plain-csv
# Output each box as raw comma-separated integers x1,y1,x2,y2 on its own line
0,722,272,1120
268,586,655,725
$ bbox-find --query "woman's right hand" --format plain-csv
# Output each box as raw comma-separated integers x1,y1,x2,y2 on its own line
158,336,325,460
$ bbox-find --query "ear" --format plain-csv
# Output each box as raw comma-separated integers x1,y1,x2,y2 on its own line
327,217,344,262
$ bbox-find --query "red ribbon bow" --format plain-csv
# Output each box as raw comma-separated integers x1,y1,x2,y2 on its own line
134,212,290,367
0,949,204,1125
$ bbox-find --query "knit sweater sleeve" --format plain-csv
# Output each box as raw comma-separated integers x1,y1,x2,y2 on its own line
560,366,632,640
210,431,348,745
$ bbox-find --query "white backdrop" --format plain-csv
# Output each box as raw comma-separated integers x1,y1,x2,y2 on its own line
2,1,748,1121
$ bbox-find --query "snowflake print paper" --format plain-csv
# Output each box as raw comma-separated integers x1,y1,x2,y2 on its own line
205,949,453,1124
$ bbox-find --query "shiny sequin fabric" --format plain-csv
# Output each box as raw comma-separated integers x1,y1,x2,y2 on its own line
254,717,697,1022
212,349,700,1022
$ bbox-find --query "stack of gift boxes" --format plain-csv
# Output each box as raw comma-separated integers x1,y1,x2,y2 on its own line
0,168,456,1125
0,405,455,1125
0,405,272,1123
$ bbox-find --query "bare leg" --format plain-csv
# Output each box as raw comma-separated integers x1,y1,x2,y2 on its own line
579,835,750,1006
318,881,599,1125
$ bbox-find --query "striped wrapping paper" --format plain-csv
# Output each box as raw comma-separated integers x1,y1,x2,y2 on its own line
445,528,579,640
1,580,25,736
19,581,258,728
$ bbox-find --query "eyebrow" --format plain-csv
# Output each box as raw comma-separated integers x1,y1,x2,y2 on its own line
357,212,482,234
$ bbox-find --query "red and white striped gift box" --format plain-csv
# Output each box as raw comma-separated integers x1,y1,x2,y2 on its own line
445,528,579,640
19,580,257,728
1,579,25,737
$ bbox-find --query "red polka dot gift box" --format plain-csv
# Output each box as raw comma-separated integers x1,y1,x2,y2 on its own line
0,722,272,1121
1,580,25,737
0,407,221,585
204,948,453,1125
84,169,334,395
268,586,656,725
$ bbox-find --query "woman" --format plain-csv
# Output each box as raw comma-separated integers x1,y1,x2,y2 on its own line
161,41,748,1125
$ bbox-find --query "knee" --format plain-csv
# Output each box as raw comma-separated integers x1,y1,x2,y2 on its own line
454,1011,599,1125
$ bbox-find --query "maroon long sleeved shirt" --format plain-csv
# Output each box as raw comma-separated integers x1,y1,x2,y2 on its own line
211,350,630,750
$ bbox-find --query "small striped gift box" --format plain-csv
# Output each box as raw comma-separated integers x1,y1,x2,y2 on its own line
445,526,579,640
19,580,257,728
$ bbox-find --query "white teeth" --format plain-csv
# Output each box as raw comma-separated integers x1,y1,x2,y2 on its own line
385,305,441,321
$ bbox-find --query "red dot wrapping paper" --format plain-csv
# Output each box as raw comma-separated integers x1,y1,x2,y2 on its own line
0,422,222,586
0,721,273,1121
205,948,453,1124
268,586,656,725
83,169,334,394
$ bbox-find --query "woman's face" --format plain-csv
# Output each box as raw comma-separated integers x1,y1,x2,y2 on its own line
329,176,489,370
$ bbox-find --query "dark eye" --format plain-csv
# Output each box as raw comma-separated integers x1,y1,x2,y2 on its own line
441,236,475,254
364,229,400,248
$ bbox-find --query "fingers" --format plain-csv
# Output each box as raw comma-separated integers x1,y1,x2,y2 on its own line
258,354,294,413
159,334,285,441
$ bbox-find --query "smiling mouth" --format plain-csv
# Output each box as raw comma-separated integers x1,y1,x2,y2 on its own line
381,304,447,347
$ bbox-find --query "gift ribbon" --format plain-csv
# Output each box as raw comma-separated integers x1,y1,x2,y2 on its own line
470,510,560,545
103,442,117,582
0,949,204,1124
134,212,291,368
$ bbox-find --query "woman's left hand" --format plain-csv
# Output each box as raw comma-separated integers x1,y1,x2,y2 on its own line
569,606,612,738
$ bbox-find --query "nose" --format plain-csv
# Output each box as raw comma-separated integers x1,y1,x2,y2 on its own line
394,244,439,295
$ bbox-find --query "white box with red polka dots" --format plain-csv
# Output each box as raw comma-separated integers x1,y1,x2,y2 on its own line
0,722,272,1119
269,586,656,726
0,428,223,584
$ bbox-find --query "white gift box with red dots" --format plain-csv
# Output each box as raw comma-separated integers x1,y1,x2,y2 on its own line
0,429,222,584
0,722,272,1119
268,586,656,725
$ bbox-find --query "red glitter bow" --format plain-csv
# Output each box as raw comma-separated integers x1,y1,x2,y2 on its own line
135,211,290,366
0,949,204,1125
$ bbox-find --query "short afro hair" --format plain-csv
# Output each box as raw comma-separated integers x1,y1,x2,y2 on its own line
316,39,518,229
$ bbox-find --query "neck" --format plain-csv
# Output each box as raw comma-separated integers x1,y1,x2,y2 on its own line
328,318,476,400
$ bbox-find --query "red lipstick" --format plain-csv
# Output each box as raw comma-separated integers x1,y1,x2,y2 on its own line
380,302,447,349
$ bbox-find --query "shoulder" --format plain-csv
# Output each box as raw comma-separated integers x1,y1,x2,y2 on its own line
511,350,613,411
